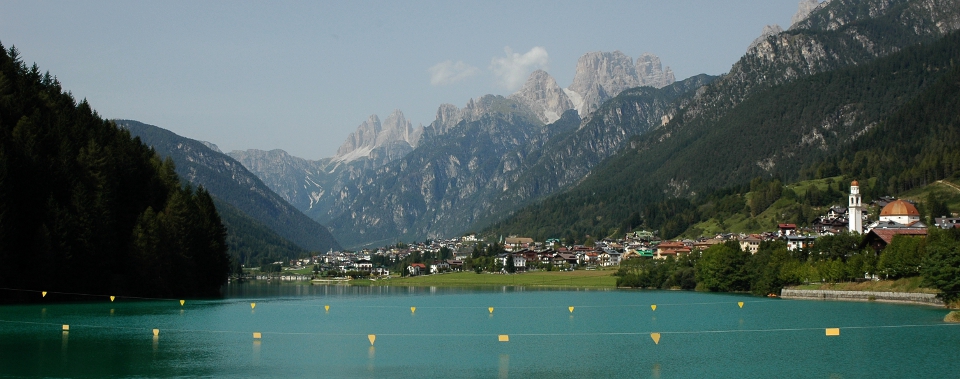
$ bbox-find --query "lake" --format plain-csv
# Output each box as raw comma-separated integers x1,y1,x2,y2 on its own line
1,282,958,378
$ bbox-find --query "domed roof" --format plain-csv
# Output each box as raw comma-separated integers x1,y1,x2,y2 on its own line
880,200,920,216
851,180,859,186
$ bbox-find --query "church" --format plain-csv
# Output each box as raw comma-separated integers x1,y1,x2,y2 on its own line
849,180,928,251
865,199,926,231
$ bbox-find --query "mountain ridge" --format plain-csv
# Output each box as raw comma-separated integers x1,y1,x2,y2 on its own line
120,120,342,259
483,0,960,242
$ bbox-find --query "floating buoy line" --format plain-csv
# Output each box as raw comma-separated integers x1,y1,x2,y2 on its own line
2,318,958,346
3,286,957,347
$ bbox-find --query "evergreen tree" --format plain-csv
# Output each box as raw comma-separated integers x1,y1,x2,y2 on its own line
921,228,960,304
0,43,231,302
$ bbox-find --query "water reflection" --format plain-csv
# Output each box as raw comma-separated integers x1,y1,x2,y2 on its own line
498,354,509,379
368,346,376,372
252,340,261,366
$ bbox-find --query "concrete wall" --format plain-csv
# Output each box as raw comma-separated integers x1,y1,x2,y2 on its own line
780,289,943,306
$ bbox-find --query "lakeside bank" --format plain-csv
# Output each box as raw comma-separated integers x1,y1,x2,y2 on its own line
780,288,943,306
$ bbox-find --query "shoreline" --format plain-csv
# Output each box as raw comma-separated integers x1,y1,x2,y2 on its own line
780,288,944,307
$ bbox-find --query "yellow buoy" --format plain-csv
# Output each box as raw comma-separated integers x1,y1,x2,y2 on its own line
152,329,159,336
324,305,330,312
650,304,657,311
250,302,256,309
738,301,744,308
42,291,47,297
410,306,416,314
368,334,376,346
253,332,262,339
110,296,116,302
180,300,185,306
498,335,509,342
488,307,494,314
650,333,661,345
62,324,69,331
825,328,840,336
569,306,575,313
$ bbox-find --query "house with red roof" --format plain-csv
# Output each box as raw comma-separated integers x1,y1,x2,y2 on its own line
407,263,426,276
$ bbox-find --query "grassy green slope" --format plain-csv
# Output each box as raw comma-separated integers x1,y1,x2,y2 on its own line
484,29,960,242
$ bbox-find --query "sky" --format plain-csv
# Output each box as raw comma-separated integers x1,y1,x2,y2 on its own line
2,0,801,160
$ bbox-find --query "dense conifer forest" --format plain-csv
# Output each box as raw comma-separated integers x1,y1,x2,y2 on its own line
484,30,960,243
0,43,230,302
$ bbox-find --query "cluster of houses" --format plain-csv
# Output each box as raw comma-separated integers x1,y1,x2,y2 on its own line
264,181,957,279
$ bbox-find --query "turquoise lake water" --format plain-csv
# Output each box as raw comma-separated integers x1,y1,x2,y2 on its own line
1,283,958,378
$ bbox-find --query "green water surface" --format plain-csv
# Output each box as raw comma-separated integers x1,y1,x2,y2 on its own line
1,283,957,378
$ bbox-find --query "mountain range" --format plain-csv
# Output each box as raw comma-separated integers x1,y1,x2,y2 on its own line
230,49,684,247
486,0,960,240
158,0,960,249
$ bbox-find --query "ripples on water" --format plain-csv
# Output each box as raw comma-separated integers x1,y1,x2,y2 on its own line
1,282,958,378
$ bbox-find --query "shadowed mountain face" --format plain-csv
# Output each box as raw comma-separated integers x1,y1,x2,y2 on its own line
120,120,341,258
230,71,710,248
484,0,960,241
236,0,960,247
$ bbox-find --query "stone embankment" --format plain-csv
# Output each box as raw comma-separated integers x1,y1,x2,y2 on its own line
780,289,944,306
253,275,311,281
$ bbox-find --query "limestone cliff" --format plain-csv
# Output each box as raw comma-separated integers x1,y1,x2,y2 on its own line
508,69,576,124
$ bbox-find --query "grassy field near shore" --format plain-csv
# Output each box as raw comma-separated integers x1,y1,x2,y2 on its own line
372,270,617,288
789,277,939,293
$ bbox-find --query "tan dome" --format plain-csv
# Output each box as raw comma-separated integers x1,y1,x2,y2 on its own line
851,180,859,186
880,200,920,216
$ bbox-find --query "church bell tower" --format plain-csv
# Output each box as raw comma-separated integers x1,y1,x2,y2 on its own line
849,180,863,233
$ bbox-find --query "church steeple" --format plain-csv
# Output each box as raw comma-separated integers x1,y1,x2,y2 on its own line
849,180,863,233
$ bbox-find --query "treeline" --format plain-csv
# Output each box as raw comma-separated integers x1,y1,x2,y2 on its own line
364,242,542,276
212,199,305,271
121,120,341,261
483,29,960,244
616,229,960,304
0,44,230,302
801,65,960,194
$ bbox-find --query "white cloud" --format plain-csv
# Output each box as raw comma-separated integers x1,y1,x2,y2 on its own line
428,60,479,86
490,46,549,90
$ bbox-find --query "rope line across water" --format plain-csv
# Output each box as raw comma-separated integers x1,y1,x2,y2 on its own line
1,286,785,310
2,319,957,338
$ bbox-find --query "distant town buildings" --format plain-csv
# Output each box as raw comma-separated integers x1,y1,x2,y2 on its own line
258,182,952,281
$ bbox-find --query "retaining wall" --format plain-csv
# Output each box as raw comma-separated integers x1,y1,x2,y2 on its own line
780,289,943,306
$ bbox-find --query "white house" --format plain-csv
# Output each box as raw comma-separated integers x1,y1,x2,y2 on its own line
496,253,527,272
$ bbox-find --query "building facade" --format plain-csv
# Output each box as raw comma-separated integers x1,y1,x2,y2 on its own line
848,180,863,233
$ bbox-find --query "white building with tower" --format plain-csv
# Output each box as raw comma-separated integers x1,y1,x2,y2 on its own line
848,180,864,233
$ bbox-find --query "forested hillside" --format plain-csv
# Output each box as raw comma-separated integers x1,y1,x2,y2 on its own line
211,198,308,266
0,44,230,302
484,6,960,242
120,120,340,263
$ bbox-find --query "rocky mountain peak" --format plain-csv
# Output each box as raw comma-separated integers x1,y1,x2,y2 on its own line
568,51,639,100
332,110,423,163
200,141,222,153
566,51,675,116
791,0,823,28
382,109,423,148
635,53,676,88
508,69,575,124
747,24,785,52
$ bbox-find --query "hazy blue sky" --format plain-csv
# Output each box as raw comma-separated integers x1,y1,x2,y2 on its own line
2,1,801,159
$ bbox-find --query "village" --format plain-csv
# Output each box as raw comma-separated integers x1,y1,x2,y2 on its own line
254,182,960,282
